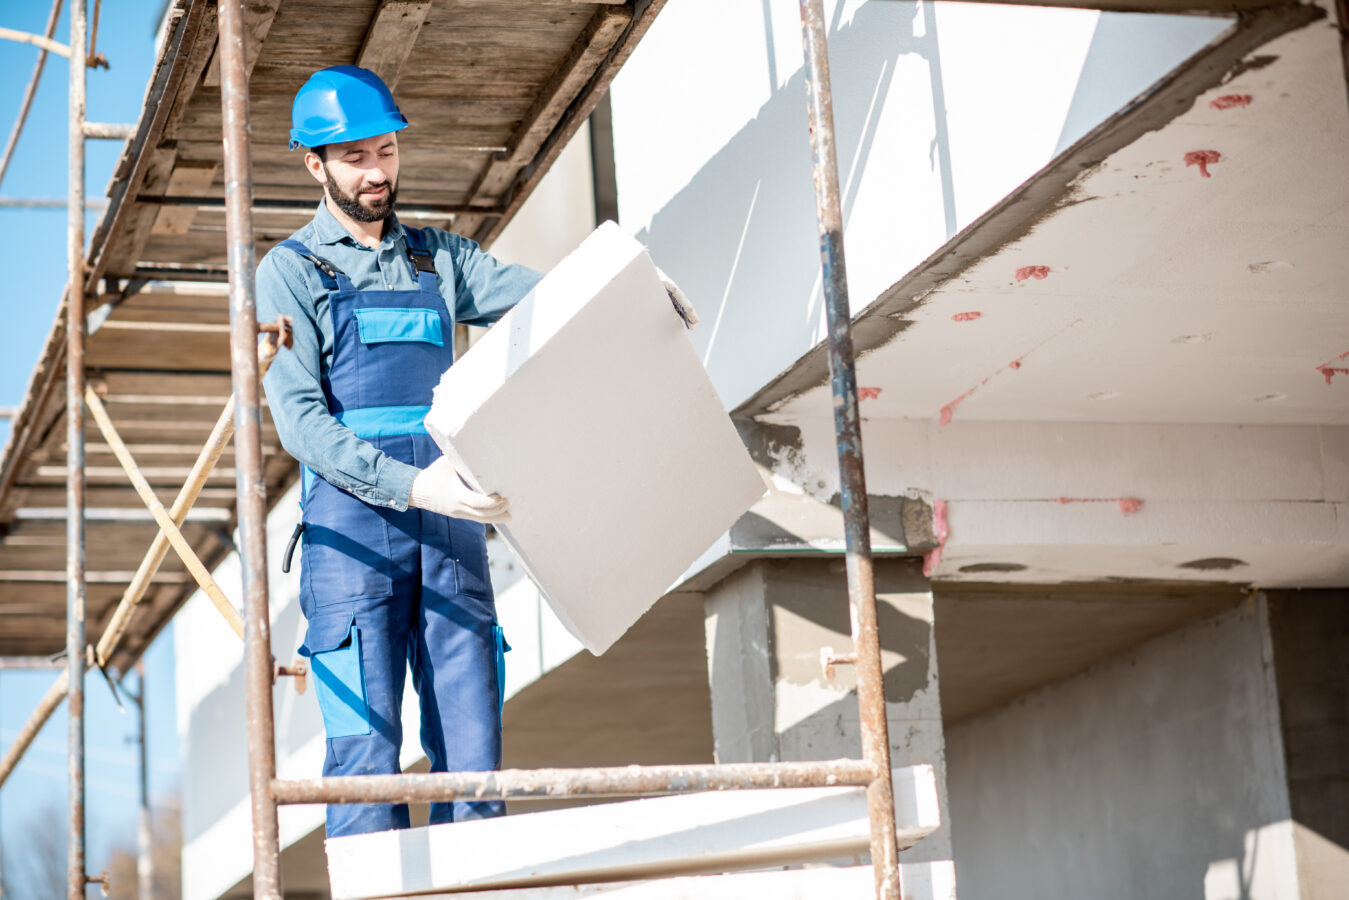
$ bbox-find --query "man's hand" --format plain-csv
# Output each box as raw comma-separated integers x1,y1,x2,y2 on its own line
656,267,698,329
409,457,510,524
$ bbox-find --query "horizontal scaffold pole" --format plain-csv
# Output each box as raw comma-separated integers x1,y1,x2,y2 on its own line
272,759,880,805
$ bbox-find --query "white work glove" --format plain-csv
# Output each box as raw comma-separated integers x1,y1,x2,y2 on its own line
409,457,510,524
656,267,698,329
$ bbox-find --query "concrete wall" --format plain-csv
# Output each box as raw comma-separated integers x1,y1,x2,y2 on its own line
703,557,955,899
1266,590,1349,900
944,598,1300,900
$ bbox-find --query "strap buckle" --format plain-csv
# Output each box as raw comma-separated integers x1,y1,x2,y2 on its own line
408,248,437,276
305,254,342,282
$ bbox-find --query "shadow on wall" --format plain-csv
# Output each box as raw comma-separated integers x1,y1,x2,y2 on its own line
705,558,936,758
638,1,955,409
1054,12,1232,156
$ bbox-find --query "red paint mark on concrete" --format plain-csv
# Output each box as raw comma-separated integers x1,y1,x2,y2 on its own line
858,387,882,401
952,311,983,322
1015,266,1051,282
1055,496,1145,515
1210,94,1253,110
940,384,980,426
1316,351,1349,385
923,499,948,578
938,318,1083,425
1184,150,1222,178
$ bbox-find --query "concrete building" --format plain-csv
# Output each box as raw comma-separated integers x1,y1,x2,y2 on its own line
174,1,1348,898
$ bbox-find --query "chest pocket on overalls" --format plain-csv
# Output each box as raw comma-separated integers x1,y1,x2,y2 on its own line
353,307,444,346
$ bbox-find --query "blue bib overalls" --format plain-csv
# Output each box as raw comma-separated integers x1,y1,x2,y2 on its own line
282,229,508,837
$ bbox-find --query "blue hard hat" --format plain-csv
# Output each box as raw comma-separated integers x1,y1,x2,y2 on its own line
288,65,408,151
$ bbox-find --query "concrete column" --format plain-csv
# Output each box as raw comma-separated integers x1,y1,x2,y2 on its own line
704,557,955,898
1265,589,1349,900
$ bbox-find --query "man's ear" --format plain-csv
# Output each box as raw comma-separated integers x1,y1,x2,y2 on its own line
304,151,325,185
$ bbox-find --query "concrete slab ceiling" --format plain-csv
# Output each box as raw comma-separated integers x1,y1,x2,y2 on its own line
746,3,1349,428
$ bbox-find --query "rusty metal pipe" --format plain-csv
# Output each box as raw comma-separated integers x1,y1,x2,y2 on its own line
135,662,153,900
796,3,900,898
0,25,72,58
272,759,878,806
85,387,246,639
216,0,283,894
82,121,135,141
66,0,88,894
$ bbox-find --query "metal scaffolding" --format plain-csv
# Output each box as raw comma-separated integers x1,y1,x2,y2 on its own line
5,0,903,896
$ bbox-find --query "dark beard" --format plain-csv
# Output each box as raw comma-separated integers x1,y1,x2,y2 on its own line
323,166,397,222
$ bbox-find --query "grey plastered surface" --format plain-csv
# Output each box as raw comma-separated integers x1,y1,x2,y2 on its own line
427,223,766,654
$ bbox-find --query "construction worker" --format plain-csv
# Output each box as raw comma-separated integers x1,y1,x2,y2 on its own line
257,65,694,839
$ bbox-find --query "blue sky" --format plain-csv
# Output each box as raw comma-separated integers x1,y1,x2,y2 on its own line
0,1,182,892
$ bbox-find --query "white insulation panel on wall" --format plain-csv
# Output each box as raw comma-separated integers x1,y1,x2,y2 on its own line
426,223,765,655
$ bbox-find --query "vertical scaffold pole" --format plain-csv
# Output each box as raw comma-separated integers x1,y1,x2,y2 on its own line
66,0,88,896
216,1,283,896
135,663,153,900
795,2,901,898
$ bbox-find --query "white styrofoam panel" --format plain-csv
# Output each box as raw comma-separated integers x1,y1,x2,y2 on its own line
326,765,940,900
771,14,1349,427
426,223,766,654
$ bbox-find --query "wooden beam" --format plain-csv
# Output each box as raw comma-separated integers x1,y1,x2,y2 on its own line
474,0,667,247
84,0,212,287
160,4,219,141
102,145,179,275
203,0,282,87
149,161,218,236
357,0,433,91
465,7,630,204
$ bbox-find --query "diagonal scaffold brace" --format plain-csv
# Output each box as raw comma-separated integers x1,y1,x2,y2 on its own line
83,318,294,646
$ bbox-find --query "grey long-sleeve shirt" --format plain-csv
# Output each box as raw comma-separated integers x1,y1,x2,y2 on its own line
257,201,542,510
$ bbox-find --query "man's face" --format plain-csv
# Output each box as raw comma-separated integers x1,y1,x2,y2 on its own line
305,134,400,222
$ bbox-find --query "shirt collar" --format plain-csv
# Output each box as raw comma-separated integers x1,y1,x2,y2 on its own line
312,198,406,249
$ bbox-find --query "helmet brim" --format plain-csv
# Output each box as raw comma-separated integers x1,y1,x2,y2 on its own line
289,114,409,152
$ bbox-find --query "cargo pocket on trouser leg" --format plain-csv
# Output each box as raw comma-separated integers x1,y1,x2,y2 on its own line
302,613,372,739
492,623,510,728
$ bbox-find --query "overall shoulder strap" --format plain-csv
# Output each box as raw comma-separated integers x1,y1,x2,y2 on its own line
401,227,439,289
277,238,352,292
